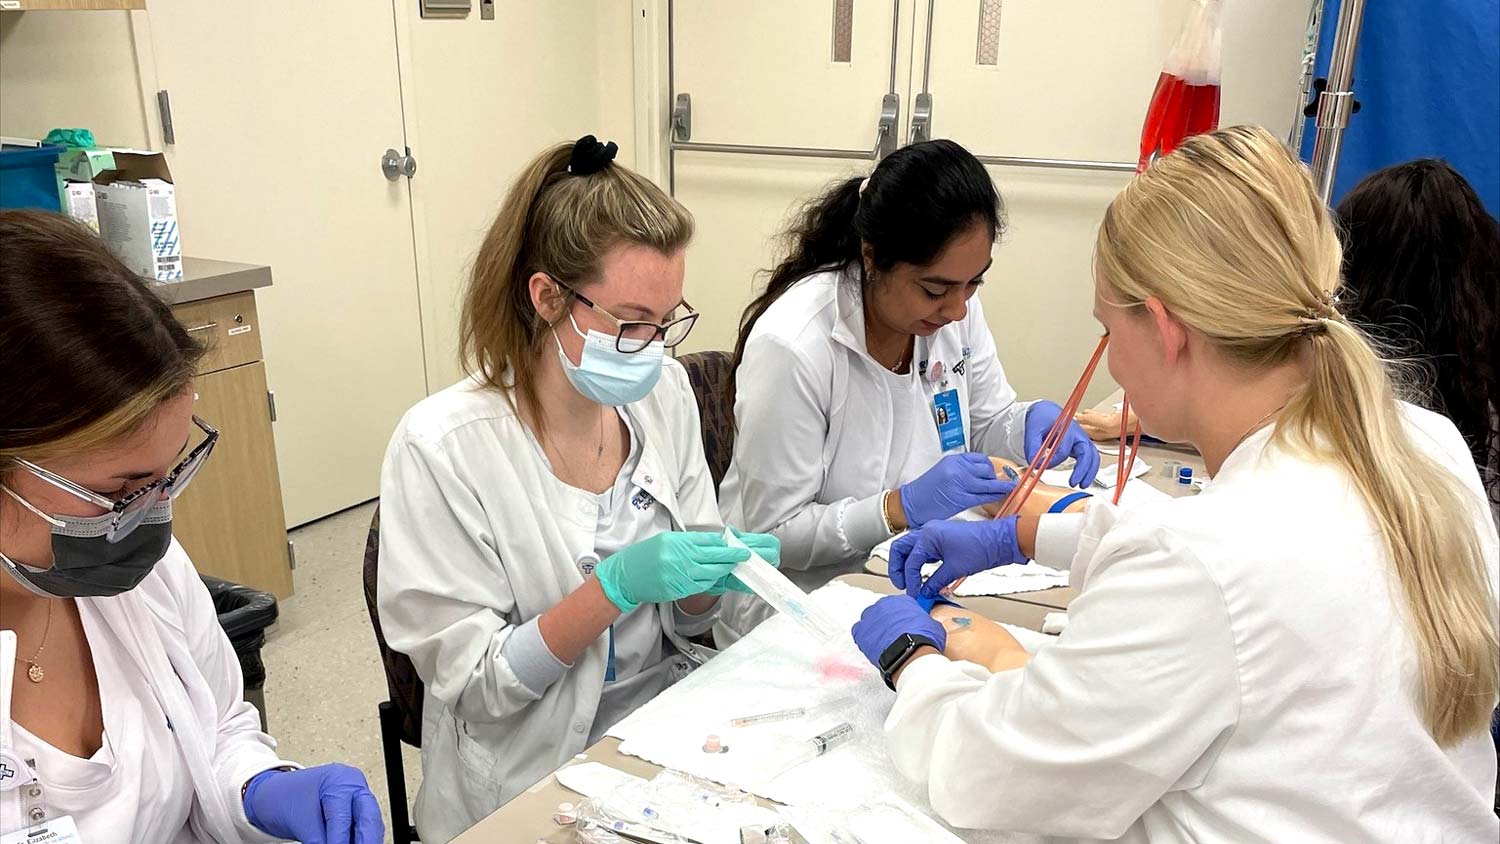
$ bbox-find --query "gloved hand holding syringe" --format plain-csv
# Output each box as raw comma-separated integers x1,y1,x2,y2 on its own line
723,528,844,642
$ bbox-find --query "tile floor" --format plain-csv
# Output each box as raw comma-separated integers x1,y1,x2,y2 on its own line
259,500,420,840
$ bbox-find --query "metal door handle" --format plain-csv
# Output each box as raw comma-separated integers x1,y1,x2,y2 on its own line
186,322,218,333
909,93,932,144
875,93,900,160
382,147,417,181
672,93,692,142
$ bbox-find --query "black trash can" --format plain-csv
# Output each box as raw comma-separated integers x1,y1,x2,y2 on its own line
201,575,279,732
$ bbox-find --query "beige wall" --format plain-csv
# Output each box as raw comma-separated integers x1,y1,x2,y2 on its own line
0,11,152,147
0,2,643,522
397,0,644,391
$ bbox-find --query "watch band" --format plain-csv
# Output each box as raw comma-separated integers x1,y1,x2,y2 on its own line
878,633,939,690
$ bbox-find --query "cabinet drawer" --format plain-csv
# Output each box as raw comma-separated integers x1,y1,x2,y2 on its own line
171,291,263,374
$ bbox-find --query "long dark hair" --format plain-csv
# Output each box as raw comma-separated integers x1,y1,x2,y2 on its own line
0,210,205,469
729,139,1004,394
1336,159,1500,507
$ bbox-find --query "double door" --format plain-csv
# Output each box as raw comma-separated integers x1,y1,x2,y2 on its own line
668,0,1310,402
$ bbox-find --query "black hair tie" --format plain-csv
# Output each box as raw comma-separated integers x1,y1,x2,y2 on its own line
568,135,618,175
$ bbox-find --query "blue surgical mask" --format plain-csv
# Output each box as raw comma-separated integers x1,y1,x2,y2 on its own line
553,314,664,406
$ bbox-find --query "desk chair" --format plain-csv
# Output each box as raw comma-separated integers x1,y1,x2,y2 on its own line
360,504,423,844
678,350,736,491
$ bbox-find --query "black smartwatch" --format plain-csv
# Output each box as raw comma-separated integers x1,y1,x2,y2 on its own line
877,633,939,690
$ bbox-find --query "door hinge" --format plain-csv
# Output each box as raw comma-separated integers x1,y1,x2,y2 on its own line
287,540,297,571
157,90,176,145
267,390,278,422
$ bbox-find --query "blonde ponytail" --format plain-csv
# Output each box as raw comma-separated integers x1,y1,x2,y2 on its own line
1096,125,1498,745
460,140,692,436
1295,318,1497,744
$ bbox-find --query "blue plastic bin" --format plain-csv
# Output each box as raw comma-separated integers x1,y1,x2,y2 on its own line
0,144,65,211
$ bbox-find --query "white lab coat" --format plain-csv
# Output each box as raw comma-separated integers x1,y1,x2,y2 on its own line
720,266,1031,586
886,404,1500,843
0,541,292,844
377,359,722,844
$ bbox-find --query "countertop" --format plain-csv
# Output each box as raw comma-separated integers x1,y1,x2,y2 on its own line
151,257,272,306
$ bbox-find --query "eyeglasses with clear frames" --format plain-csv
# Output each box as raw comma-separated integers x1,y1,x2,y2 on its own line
550,276,700,353
15,415,219,541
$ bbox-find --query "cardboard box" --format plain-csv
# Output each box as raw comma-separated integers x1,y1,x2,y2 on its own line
54,147,115,211
93,151,183,281
62,181,99,233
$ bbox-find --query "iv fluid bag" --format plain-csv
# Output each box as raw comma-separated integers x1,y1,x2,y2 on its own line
1138,0,1223,172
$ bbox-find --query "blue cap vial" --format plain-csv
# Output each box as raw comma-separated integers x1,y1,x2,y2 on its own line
1177,466,1194,485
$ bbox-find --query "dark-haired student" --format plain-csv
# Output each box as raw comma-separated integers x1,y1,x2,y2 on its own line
1336,159,1500,519
717,139,1101,630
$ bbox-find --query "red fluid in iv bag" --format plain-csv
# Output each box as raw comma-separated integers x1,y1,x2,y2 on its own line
1138,72,1221,171
1137,0,1223,172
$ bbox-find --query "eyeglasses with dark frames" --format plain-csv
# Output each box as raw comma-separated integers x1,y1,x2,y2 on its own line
550,276,700,353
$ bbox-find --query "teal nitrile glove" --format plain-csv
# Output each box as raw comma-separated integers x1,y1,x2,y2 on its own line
707,529,781,595
594,531,750,612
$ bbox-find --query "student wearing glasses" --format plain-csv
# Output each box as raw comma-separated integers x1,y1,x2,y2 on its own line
376,137,781,842
0,211,382,843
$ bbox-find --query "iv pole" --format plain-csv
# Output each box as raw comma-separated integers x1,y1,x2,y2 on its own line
1307,0,1367,203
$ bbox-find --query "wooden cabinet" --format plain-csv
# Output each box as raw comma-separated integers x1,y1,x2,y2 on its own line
168,287,293,599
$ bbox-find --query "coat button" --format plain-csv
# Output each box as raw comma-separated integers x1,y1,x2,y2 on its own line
574,722,586,734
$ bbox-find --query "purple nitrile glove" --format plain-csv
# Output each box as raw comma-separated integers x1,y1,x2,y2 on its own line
888,516,1027,599
851,594,948,670
1024,400,1102,487
243,764,384,844
898,453,1015,528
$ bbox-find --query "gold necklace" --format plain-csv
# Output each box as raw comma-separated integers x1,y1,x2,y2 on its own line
24,600,53,683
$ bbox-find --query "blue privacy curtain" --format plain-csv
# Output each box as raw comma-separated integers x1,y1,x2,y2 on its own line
1298,0,1499,214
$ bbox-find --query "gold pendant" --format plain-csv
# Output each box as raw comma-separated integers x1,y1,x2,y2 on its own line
26,662,43,683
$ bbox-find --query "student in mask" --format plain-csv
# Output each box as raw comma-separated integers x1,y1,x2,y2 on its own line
376,137,781,843
0,210,382,843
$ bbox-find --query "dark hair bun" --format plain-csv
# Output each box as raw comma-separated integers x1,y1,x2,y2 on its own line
568,135,618,176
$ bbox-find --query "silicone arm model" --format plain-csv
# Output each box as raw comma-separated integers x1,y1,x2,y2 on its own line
929,603,1030,673
1073,407,1140,442
981,457,1092,518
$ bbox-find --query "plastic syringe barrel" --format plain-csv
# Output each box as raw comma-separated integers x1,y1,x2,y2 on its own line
724,530,843,641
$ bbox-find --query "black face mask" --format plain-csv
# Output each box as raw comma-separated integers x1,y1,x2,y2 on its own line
0,490,172,598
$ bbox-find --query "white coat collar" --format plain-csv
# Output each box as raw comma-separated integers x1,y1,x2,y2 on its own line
829,263,868,355
627,406,675,512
